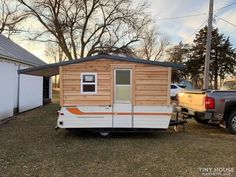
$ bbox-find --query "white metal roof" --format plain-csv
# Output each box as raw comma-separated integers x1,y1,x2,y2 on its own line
0,34,46,66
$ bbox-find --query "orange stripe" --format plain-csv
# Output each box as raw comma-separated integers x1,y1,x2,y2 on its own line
67,108,112,115
67,108,172,116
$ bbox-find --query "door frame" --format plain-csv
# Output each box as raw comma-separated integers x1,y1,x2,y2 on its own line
114,68,132,104
110,64,136,105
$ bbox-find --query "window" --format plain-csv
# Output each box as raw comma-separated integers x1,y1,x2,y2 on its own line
171,84,177,89
115,69,131,103
116,70,130,84
178,84,186,89
81,73,97,94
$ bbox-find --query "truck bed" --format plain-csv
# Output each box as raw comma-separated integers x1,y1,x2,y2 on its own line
178,90,206,112
178,89,236,113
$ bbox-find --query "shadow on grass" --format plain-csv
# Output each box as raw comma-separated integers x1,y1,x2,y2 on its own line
60,128,182,140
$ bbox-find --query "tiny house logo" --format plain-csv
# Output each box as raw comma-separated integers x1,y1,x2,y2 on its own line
199,167,234,176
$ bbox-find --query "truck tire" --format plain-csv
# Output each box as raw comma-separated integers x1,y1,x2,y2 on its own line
227,111,236,134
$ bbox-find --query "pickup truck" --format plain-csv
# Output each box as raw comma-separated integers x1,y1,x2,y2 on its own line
177,90,236,134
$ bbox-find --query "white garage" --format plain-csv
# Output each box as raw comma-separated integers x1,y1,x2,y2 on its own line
0,34,51,120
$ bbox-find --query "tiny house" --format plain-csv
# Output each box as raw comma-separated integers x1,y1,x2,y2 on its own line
19,55,184,135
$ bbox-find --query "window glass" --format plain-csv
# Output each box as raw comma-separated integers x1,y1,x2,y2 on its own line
115,86,131,102
171,85,177,89
116,70,130,85
178,84,186,88
83,75,95,82
83,85,95,92
81,73,97,93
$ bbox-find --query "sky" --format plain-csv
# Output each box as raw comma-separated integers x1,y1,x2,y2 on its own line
12,0,236,62
147,0,236,44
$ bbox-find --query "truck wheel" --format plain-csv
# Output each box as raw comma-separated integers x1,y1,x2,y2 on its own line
227,112,236,134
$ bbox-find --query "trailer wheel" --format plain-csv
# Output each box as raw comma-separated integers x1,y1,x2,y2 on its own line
99,131,110,137
227,111,236,134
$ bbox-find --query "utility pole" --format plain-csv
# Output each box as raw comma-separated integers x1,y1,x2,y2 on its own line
203,0,214,89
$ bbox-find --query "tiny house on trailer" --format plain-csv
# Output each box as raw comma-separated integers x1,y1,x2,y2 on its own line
19,55,184,135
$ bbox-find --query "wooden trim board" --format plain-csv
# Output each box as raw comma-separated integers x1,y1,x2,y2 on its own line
59,66,64,106
167,67,171,105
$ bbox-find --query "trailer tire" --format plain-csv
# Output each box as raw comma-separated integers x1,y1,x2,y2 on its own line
99,131,110,137
227,111,236,135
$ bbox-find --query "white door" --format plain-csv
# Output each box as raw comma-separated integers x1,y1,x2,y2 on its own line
113,69,132,128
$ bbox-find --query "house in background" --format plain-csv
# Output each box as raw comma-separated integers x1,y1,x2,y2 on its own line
0,34,52,120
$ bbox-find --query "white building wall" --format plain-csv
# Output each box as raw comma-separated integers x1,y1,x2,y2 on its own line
19,65,43,112
13,65,20,108
0,61,17,120
0,60,44,120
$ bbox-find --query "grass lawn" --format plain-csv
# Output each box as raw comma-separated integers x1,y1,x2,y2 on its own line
0,95,236,177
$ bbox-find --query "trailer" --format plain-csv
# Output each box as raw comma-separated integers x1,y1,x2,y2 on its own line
18,55,185,136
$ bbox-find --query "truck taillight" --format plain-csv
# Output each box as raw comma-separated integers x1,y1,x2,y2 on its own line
205,96,215,109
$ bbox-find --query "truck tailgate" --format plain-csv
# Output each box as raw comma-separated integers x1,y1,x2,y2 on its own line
178,91,206,112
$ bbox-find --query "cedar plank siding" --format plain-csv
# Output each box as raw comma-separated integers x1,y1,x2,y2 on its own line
60,58,171,106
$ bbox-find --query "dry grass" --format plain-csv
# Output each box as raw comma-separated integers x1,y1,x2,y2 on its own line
0,94,236,177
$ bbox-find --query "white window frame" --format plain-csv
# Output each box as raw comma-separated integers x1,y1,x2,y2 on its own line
114,69,132,104
80,72,97,94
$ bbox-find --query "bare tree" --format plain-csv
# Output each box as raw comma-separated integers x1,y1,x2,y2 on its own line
45,42,66,88
18,0,151,60
0,0,27,37
136,26,170,60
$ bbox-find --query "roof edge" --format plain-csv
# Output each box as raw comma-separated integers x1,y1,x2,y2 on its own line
0,34,47,66
0,54,37,66
18,54,186,75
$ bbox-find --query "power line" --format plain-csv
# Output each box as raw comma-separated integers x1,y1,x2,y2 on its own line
157,13,206,21
183,19,208,43
156,1,236,44
218,17,236,28
156,2,236,22
214,2,236,12
183,2,236,42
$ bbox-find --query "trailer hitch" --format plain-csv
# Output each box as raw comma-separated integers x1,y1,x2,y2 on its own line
169,111,188,132
169,119,187,126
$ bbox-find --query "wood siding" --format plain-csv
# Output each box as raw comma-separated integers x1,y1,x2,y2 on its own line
60,59,171,106
135,64,169,105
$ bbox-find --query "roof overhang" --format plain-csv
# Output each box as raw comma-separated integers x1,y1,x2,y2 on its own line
19,65,60,77
18,54,186,77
